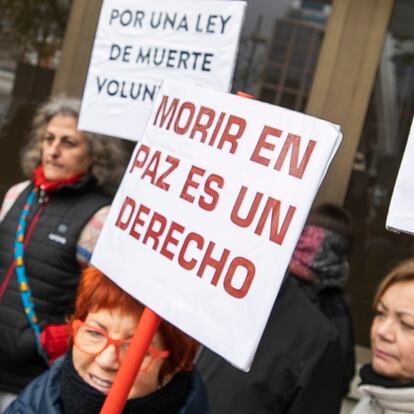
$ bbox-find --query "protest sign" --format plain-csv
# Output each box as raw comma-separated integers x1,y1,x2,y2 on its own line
387,116,414,235
78,0,246,141
91,79,342,370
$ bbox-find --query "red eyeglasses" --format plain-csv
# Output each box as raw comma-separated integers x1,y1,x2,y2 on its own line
72,320,170,372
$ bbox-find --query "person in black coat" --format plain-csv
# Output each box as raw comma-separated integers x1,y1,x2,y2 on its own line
196,276,343,414
289,203,356,396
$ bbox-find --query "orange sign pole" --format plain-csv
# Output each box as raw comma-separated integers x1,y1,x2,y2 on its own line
99,307,161,414
236,91,254,99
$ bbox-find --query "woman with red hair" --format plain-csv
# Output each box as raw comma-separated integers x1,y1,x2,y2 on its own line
4,267,208,414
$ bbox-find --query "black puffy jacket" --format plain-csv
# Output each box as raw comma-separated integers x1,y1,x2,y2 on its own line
0,176,109,392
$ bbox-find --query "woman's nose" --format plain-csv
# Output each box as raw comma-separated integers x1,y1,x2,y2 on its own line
45,138,62,156
46,145,59,158
94,344,120,370
377,318,396,341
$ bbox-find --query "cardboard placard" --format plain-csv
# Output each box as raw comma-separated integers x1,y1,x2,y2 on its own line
78,0,246,141
91,79,342,370
387,117,414,235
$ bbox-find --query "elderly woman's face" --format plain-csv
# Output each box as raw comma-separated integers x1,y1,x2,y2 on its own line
72,308,168,398
371,280,414,381
41,115,92,180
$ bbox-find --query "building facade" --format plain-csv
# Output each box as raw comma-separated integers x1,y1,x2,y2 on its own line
1,0,413,352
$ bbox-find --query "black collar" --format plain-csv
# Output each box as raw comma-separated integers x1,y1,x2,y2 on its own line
360,364,414,389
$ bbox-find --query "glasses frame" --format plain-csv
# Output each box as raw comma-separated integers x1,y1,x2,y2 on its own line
72,319,170,372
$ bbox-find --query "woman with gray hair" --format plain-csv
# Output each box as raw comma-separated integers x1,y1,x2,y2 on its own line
0,96,129,410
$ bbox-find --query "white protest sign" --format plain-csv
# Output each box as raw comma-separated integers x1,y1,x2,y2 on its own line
78,0,246,141
387,117,414,235
91,79,342,370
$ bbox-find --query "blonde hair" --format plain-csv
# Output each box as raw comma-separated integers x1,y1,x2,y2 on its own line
373,258,414,309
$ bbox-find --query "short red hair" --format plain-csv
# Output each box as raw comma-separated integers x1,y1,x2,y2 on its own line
71,267,198,377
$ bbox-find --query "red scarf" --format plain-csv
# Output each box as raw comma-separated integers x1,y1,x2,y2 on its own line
32,165,85,192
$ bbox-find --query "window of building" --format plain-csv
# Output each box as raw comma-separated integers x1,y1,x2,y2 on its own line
232,0,330,112
344,0,414,346
232,0,332,114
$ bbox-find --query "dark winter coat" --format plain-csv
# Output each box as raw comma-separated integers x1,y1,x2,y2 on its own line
196,277,343,414
4,357,209,414
289,224,355,395
292,277,355,396
0,177,109,392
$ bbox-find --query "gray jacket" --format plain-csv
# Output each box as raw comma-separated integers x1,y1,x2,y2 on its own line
352,384,414,414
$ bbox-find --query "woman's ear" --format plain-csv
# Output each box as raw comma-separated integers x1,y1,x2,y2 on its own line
157,361,174,387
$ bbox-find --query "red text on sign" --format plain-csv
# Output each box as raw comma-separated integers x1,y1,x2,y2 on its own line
129,143,180,191
250,126,316,179
153,95,246,154
115,196,255,299
231,185,296,246
180,165,224,211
